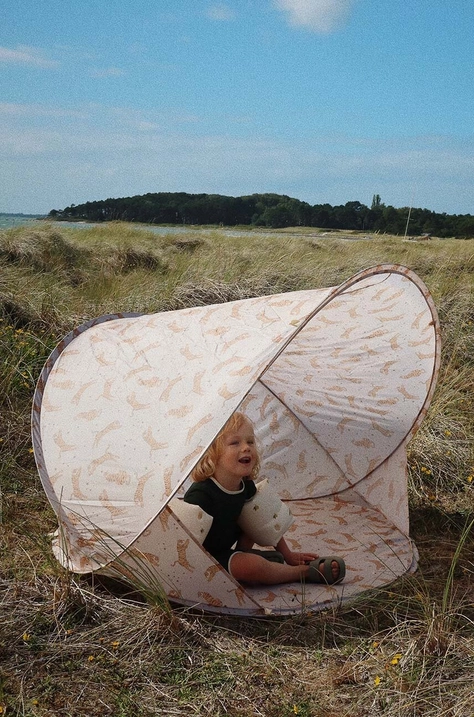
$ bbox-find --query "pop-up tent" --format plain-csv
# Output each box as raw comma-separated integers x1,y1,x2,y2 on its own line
32,264,440,615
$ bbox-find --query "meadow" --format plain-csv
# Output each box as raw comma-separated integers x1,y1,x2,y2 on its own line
0,222,473,716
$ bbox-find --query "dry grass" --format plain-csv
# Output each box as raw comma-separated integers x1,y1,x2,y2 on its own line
0,222,473,716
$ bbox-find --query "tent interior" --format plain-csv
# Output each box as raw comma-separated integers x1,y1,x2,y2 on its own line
33,265,440,615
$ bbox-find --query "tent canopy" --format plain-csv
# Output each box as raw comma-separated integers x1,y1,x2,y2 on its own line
33,265,440,615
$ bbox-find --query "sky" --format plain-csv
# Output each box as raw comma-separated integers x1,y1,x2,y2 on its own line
1,0,473,216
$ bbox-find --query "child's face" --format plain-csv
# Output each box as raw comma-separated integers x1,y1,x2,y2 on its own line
214,420,257,485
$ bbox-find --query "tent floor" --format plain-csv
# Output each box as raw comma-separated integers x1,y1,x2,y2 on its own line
234,496,416,615
96,493,417,617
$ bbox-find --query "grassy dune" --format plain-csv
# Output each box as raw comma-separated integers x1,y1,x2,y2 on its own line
0,223,473,716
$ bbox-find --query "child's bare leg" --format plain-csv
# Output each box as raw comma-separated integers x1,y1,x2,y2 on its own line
230,552,306,584
230,552,342,585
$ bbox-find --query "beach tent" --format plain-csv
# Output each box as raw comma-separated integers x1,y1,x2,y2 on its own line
32,264,441,616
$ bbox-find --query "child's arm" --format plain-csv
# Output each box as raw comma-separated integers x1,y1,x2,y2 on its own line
275,536,319,566
236,532,255,551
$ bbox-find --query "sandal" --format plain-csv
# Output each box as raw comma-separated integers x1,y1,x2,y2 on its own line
306,556,346,585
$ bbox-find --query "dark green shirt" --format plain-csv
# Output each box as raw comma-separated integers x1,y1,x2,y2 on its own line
184,477,257,566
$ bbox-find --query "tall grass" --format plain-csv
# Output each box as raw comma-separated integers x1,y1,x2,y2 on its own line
0,222,473,716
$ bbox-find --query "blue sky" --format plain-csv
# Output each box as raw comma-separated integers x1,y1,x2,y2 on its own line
1,0,473,215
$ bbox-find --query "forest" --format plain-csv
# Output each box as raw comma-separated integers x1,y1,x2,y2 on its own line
49,192,474,237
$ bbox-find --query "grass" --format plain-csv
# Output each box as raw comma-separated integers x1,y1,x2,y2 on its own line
0,222,473,716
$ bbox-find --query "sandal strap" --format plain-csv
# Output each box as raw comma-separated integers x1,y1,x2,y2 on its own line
309,556,346,584
321,556,346,583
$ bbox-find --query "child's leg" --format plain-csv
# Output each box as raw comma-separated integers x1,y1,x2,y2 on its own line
230,551,304,584
229,552,342,585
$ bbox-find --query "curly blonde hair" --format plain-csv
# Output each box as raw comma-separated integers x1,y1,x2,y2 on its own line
191,412,260,482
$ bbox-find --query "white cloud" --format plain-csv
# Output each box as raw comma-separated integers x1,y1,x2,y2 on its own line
1,101,472,215
0,45,58,68
206,3,237,21
0,102,85,119
273,0,355,33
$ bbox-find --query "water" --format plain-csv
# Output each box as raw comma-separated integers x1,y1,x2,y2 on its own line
61,223,225,236
0,214,366,241
57,222,260,238
0,214,259,238
0,214,45,229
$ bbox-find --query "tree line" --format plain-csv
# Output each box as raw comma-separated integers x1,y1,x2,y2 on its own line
49,192,474,237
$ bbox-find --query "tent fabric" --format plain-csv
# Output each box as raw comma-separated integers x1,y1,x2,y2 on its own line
32,264,441,615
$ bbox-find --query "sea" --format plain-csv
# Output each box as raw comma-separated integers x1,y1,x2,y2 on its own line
0,214,263,238
0,213,47,229
0,213,367,240
0,213,242,235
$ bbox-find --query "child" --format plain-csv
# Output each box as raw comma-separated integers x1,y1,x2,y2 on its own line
184,412,345,586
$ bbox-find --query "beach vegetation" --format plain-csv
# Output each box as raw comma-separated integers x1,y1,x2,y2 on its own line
0,222,473,716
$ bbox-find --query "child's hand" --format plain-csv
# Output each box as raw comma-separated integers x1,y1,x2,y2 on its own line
284,550,319,566
275,538,319,566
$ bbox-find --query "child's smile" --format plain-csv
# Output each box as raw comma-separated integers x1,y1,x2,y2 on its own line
213,420,257,489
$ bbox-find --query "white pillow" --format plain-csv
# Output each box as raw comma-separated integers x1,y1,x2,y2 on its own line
238,479,294,546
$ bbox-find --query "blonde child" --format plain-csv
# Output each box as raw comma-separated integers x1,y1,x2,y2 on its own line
184,412,345,585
